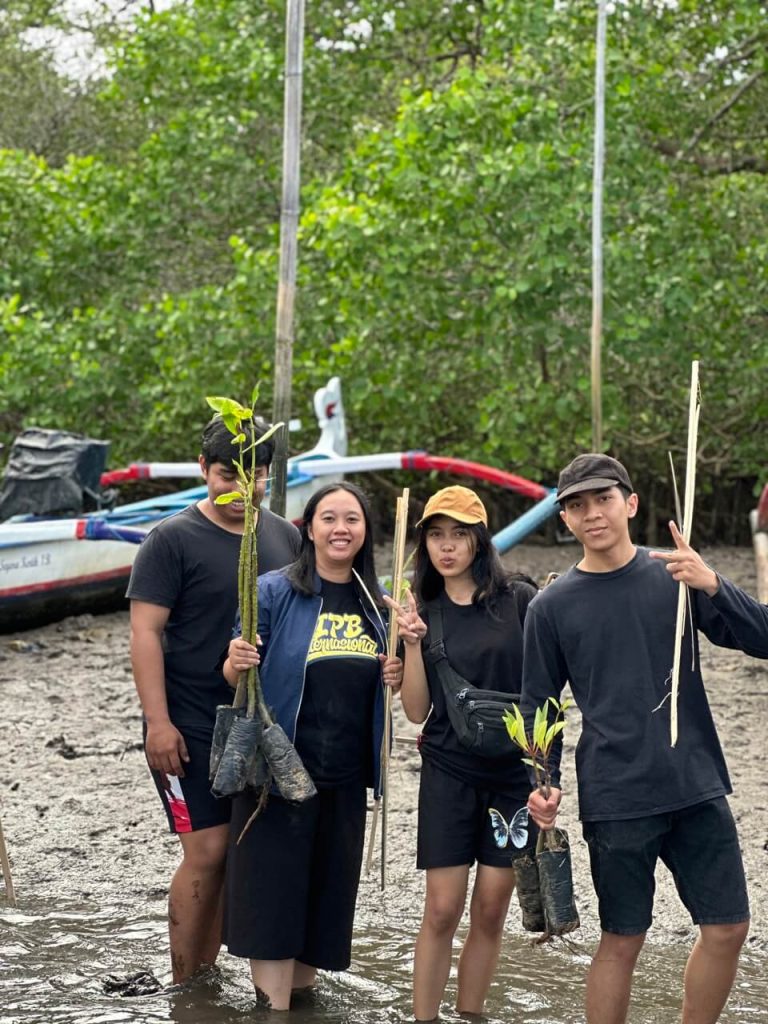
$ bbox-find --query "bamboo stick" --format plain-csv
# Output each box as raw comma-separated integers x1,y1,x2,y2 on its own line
366,490,409,887
0,814,16,907
670,361,700,746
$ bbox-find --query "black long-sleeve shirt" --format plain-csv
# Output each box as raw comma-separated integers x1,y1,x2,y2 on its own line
521,548,768,821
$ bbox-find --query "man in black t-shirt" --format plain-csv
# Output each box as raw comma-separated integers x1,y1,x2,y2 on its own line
522,453,768,1024
127,415,299,985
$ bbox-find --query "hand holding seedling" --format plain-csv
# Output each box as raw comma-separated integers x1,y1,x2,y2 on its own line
528,786,562,831
649,521,720,597
384,589,427,646
227,635,262,675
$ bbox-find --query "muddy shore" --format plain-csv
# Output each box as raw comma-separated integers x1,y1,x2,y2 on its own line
0,540,766,1019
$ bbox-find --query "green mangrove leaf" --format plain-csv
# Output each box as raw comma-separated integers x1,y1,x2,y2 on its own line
214,490,243,504
253,420,284,446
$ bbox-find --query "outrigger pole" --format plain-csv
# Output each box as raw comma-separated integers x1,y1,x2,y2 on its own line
271,0,305,518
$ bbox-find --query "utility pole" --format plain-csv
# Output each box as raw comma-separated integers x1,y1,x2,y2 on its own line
270,0,305,517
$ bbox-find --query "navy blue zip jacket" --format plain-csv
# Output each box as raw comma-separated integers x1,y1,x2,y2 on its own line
245,568,389,798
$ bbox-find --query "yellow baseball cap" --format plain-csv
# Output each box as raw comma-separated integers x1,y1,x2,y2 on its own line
416,485,488,527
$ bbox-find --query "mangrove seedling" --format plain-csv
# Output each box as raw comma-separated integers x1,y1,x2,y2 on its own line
502,697,572,802
502,697,580,938
206,387,316,820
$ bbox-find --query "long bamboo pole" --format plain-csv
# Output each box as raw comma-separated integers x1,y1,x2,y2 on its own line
0,814,16,906
591,0,607,452
670,361,701,747
365,490,409,887
270,0,305,518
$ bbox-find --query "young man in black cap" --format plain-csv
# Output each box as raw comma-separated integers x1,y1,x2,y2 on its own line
521,453,768,1024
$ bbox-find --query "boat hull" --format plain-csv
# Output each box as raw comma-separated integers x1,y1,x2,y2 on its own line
0,536,139,631
0,474,337,633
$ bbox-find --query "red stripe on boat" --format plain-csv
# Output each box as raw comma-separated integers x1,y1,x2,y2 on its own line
0,566,131,600
99,464,150,486
402,453,549,502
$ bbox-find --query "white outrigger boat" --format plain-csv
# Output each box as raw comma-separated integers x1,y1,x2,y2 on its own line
0,380,348,632
0,375,566,632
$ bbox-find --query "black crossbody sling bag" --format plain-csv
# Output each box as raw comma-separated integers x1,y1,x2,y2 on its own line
423,604,519,759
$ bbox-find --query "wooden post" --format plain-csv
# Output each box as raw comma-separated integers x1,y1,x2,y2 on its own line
591,0,607,452
270,0,305,518
0,814,16,907
749,510,768,605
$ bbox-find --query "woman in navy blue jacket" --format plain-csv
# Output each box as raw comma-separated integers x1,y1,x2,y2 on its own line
222,482,402,1010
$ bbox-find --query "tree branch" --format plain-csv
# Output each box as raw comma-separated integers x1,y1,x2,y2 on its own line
654,137,768,175
683,69,764,155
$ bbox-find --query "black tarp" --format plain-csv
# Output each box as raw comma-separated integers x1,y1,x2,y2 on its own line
0,428,110,520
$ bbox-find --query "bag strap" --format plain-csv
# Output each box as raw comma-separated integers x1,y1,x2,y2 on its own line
425,605,473,699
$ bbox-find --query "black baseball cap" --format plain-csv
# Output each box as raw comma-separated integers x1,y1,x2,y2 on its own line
556,454,633,502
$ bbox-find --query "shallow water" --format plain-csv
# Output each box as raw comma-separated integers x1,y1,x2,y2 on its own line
2,897,766,1024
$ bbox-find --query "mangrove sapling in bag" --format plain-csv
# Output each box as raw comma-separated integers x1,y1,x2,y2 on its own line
535,826,579,937
512,852,546,933
205,390,316,817
261,723,317,802
502,699,580,939
210,703,245,781
211,715,263,798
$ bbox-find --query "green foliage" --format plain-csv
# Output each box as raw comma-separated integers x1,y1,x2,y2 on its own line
503,697,572,795
205,385,283,719
0,0,765,542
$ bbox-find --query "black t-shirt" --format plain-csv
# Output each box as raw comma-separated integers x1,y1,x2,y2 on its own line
126,503,300,731
420,583,537,798
294,579,381,787
522,547,768,821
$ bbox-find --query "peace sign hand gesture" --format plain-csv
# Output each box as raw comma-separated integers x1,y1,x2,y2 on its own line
649,520,720,597
383,589,428,646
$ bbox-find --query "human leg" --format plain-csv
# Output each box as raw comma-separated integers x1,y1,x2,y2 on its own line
249,959,296,1011
585,931,646,1024
582,815,666,1024
414,865,471,1021
660,800,750,1024
682,922,749,1024
170,824,229,983
299,784,368,972
415,761,489,1021
456,863,515,1014
145,724,232,985
223,792,318,968
292,961,318,991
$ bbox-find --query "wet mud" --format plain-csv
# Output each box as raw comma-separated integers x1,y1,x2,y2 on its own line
1,541,766,1023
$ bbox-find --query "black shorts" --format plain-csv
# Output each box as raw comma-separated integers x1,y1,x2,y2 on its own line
582,797,750,936
223,782,367,971
417,757,536,870
144,723,231,834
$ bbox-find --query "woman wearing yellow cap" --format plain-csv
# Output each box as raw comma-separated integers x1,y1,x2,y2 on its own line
385,485,538,1022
